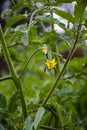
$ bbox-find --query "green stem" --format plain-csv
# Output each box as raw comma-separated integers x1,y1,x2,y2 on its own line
48,51,63,58
19,48,41,79
28,8,45,44
41,21,81,107
0,76,12,82
10,0,16,6
14,79,28,119
0,25,27,119
40,125,57,130
0,25,17,79
47,0,54,30
1,43,21,52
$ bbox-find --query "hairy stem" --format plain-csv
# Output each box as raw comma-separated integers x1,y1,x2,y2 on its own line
0,26,17,79
28,8,45,44
41,21,81,107
0,76,12,82
40,125,57,130
0,25,27,119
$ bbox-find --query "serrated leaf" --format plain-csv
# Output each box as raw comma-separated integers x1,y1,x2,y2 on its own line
69,57,87,69
19,30,28,46
6,1,33,17
36,15,58,23
74,0,86,19
29,25,42,44
54,87,78,98
34,107,45,130
38,111,51,126
8,91,20,113
4,23,28,45
36,15,66,31
54,9,75,24
0,92,7,109
5,14,27,28
23,116,33,130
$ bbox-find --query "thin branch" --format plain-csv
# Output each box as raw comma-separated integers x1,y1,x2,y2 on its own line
28,7,46,44
19,48,41,79
0,25,27,120
41,125,85,129
0,76,12,82
40,125,57,130
1,43,21,52
48,51,63,58
0,25,17,77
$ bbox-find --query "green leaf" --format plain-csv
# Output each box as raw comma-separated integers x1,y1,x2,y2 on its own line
54,87,78,98
0,111,8,121
34,107,45,130
68,57,87,69
36,15,66,31
54,9,75,24
56,0,75,3
6,1,33,17
0,92,7,109
74,0,87,19
29,25,42,44
4,23,29,45
42,31,58,44
5,14,27,28
23,116,33,130
8,90,20,113
45,0,75,6
36,15,57,23
38,111,51,127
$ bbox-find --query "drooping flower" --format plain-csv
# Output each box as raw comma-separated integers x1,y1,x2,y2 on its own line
60,57,66,62
42,44,48,54
45,58,57,69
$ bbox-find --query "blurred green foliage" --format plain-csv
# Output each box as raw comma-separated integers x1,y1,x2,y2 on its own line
0,0,87,130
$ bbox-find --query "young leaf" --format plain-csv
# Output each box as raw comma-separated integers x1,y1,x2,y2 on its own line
34,107,45,130
0,92,7,109
23,116,33,130
8,90,20,113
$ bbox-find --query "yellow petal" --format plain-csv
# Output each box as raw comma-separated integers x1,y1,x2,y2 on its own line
45,58,57,69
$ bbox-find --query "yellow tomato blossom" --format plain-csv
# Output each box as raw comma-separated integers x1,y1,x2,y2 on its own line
45,58,57,69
